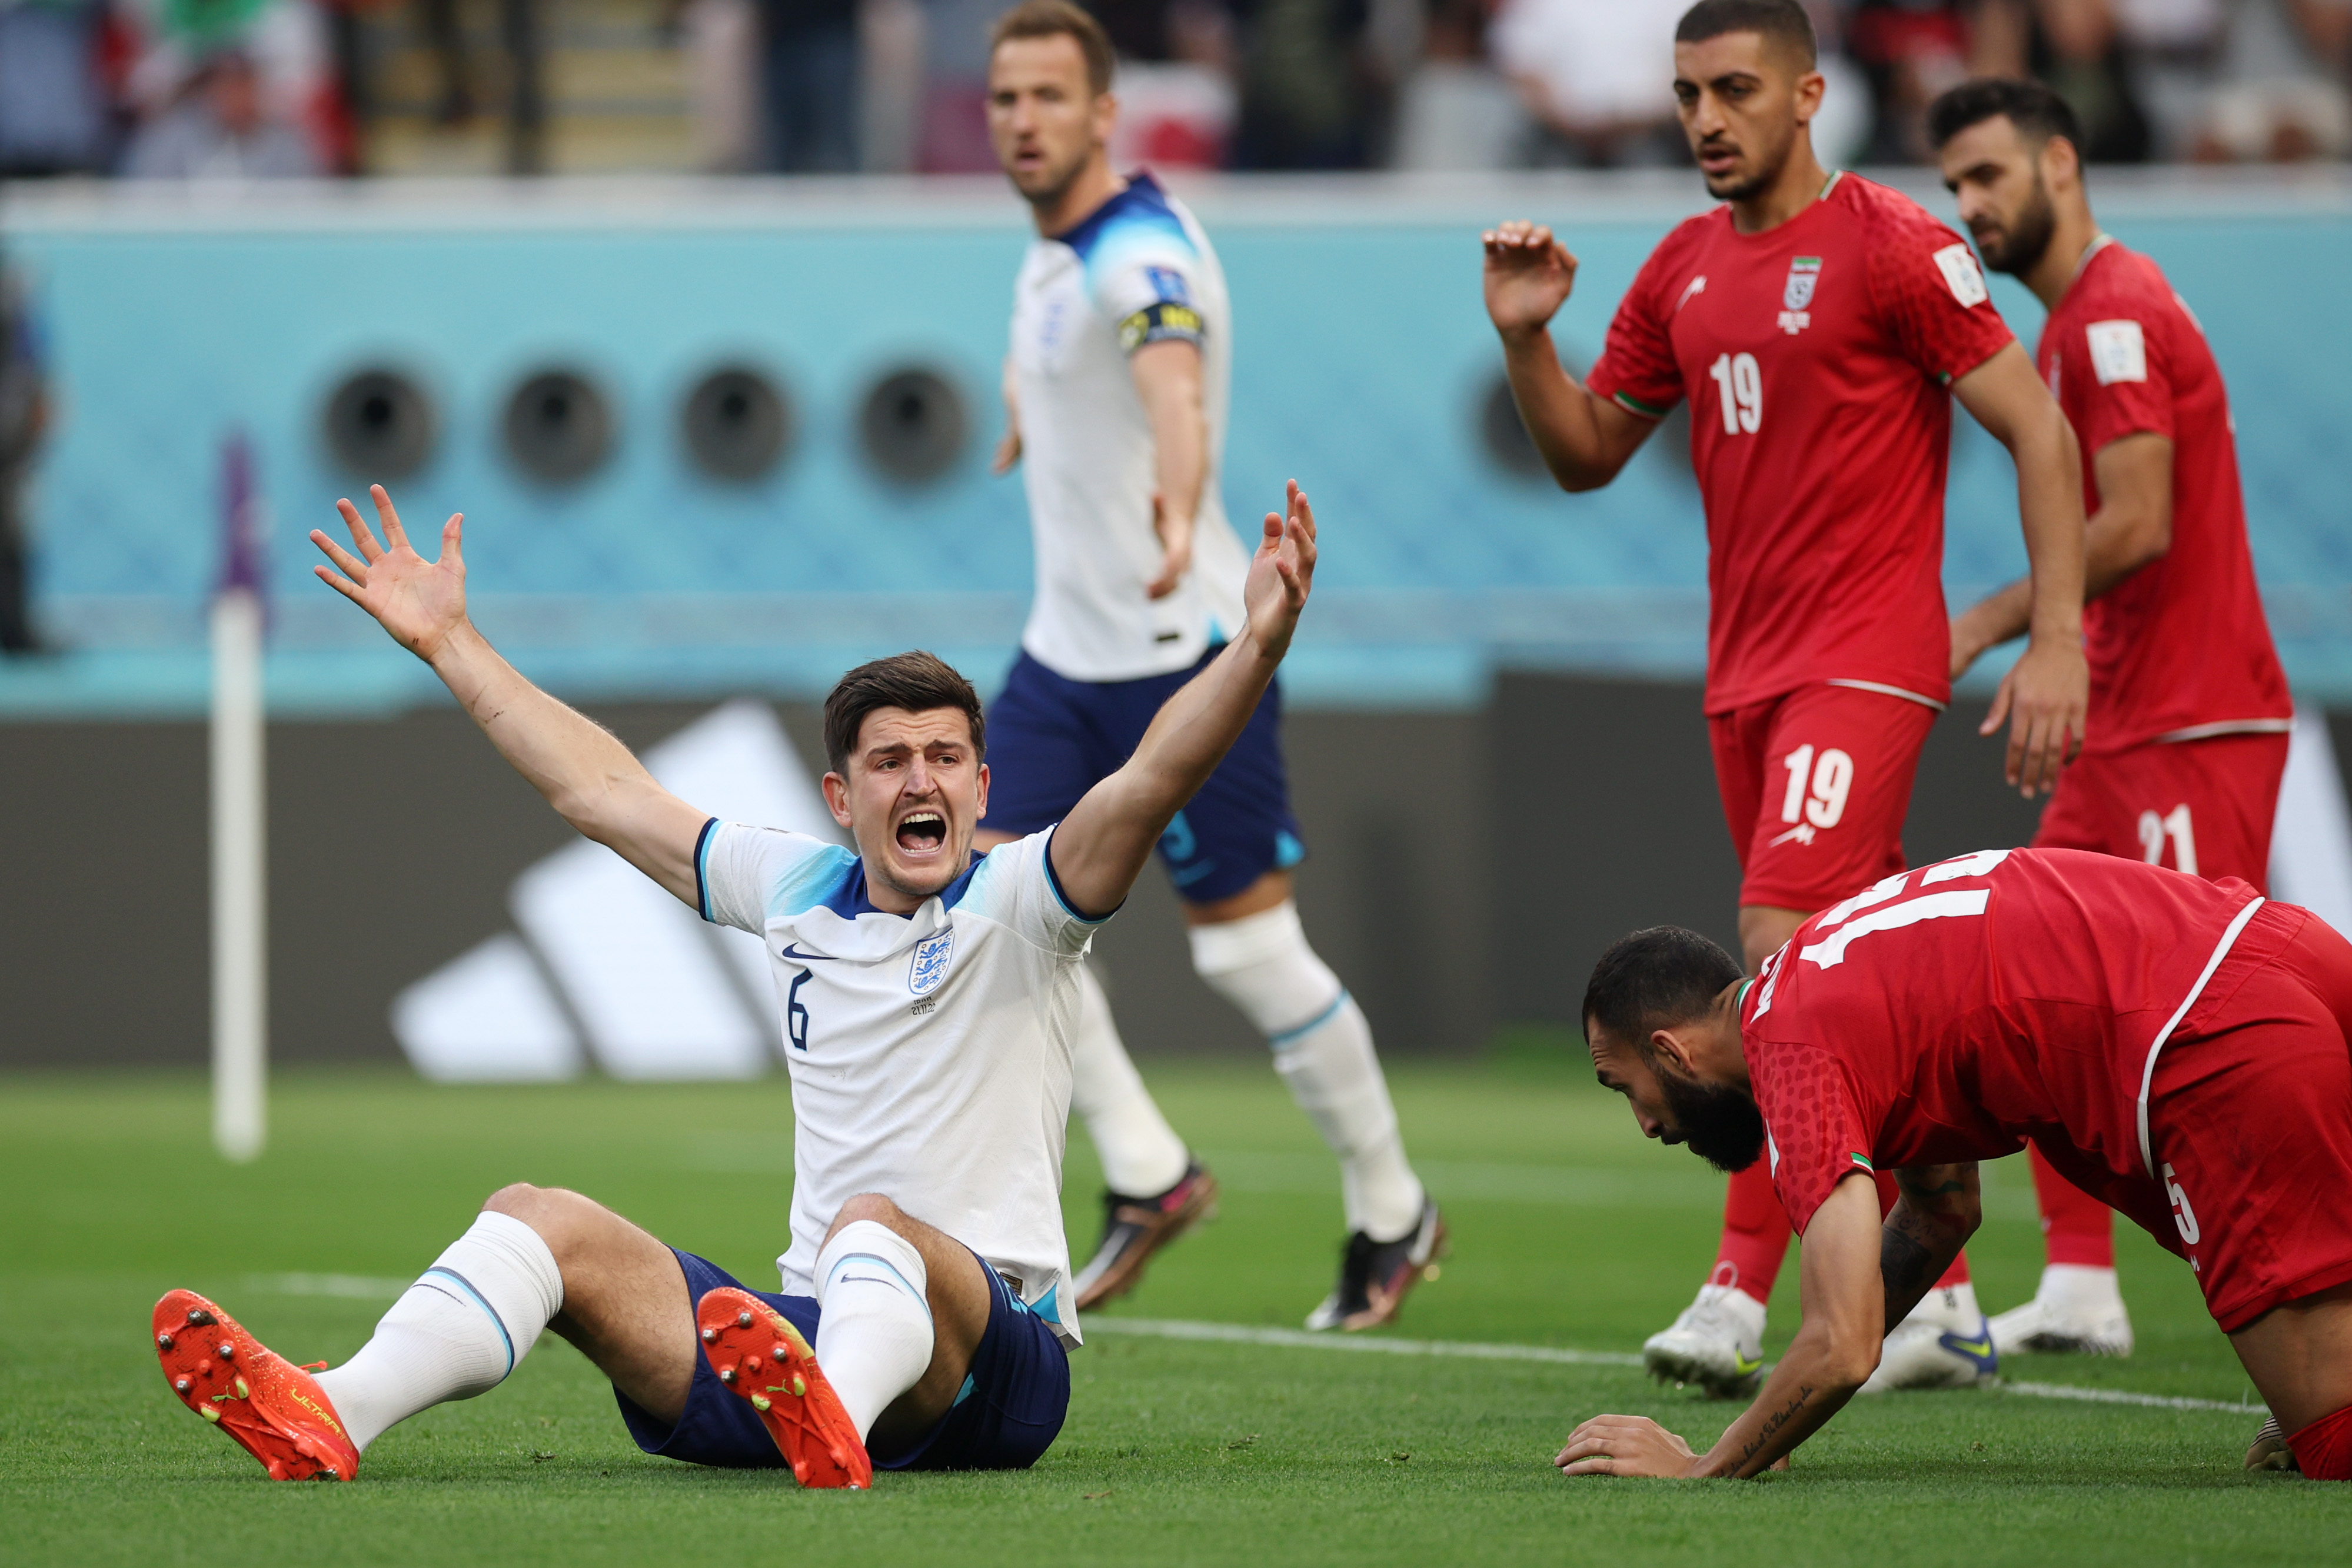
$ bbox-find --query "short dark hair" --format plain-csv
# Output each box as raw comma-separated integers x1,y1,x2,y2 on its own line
989,0,1116,95
821,651,986,775
1926,76,2084,154
1674,0,1817,70
1582,927,1745,1048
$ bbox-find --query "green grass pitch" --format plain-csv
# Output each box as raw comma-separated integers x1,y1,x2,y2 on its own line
4,1048,2344,1566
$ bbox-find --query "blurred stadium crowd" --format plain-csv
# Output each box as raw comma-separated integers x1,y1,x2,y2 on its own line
0,0,2345,179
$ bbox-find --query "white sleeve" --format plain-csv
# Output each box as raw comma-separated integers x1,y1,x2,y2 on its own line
960,828,1110,954
1091,241,1208,355
695,820,847,935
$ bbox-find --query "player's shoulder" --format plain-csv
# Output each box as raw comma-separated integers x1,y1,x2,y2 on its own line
2055,241,2180,327
1058,172,1202,271
1835,171,1964,243
1644,204,1732,267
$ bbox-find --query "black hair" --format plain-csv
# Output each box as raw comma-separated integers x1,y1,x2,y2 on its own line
821,650,985,775
1674,0,1817,70
1926,77,2084,154
1581,926,1745,1048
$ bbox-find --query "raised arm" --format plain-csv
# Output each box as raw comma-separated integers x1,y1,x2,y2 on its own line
1132,338,1207,599
1951,343,2090,797
1482,221,1656,492
1556,1172,1884,1480
1048,481,1316,917
310,486,708,907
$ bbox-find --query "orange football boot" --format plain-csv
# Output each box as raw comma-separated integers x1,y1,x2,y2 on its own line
696,1287,871,1489
153,1290,360,1482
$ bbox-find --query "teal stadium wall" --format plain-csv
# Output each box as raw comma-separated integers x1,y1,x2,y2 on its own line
4,171,2348,718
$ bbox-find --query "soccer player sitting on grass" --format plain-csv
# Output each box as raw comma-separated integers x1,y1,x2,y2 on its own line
149,478,1321,1487
1564,848,2352,1480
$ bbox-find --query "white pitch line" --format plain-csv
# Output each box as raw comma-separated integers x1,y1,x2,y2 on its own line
1083,1316,2261,1414
1995,1380,2264,1415
1083,1316,1642,1367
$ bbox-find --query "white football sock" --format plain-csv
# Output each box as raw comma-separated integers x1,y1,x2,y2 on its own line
314,1210,564,1452
1067,961,1192,1197
1190,901,1425,1241
813,1220,935,1442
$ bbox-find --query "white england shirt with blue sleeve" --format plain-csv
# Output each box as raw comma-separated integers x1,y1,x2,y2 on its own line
696,819,1101,1345
1009,171,1249,683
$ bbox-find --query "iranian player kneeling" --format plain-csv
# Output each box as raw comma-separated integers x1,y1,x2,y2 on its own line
1559,848,2352,1480
151,478,1322,1484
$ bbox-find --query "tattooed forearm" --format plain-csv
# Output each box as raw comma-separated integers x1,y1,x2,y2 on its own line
1879,1217,1934,1301
1740,1384,1817,1464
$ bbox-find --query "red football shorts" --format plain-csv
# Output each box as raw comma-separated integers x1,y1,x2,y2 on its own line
2132,909,2352,1333
2034,730,2289,890
1708,683,1939,913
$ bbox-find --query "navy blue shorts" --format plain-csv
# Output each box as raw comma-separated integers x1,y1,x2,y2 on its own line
614,1249,1070,1472
984,647,1305,904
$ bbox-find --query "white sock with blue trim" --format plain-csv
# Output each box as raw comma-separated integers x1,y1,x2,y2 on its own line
1190,901,1425,1241
813,1220,934,1442
313,1210,564,1452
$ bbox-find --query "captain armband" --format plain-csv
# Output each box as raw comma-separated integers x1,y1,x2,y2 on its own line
1117,301,1206,354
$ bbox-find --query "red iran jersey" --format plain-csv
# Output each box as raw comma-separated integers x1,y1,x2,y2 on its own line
1587,173,2015,715
2040,240,2291,753
1739,846,2300,1236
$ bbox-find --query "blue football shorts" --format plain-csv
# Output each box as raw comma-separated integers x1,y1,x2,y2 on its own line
984,646,1305,904
614,1247,1070,1472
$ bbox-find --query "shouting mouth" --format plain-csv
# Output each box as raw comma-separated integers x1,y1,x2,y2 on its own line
896,810,947,855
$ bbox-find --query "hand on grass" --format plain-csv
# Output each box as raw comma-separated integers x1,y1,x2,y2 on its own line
1555,1414,1701,1479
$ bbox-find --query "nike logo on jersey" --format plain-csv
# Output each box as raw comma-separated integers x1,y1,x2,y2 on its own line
1675,275,1707,313
1767,822,1818,847
778,943,838,961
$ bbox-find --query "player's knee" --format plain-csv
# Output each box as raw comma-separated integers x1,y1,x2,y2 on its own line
481,1183,597,1260
826,1192,908,1243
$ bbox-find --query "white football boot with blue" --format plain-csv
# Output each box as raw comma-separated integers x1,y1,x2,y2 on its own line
1860,1281,1998,1392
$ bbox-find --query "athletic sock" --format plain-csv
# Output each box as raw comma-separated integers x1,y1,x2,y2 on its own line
1190,901,1424,1241
2029,1144,2116,1268
1066,961,1192,1198
2289,1401,2352,1480
313,1210,564,1452
812,1221,934,1443
1715,1162,1793,1307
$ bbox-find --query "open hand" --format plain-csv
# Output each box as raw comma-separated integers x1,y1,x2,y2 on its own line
1145,493,1193,599
1240,480,1317,660
1483,221,1579,339
310,484,469,664
1555,1414,1699,1479
1979,634,2087,797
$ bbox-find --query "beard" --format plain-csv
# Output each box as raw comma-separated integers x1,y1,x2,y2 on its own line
1973,177,2058,277
1655,1067,1768,1174
1695,119,1796,204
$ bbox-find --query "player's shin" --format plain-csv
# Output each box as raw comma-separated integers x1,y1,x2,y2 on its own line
312,1211,564,1452
1191,901,1423,1240
1068,961,1191,1197
812,1221,935,1441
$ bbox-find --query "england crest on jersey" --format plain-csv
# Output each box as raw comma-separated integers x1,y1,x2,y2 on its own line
1778,256,1820,334
909,928,954,995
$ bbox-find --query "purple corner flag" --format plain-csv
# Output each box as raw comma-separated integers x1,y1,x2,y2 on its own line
218,430,265,600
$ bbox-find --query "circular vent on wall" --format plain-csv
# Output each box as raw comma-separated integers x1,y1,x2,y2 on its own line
503,368,615,484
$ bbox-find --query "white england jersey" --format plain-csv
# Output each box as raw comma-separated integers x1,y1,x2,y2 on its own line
697,821,1099,1345
1009,172,1249,683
